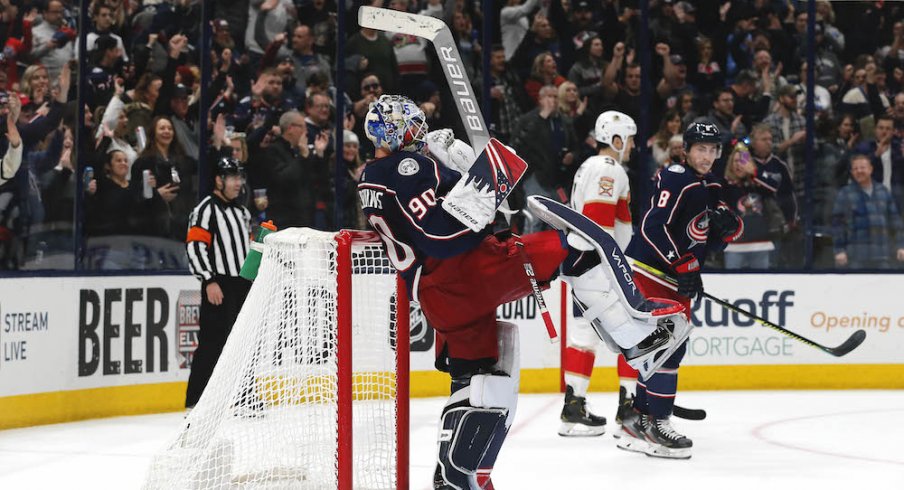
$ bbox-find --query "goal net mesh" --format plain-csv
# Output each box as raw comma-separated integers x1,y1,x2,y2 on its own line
145,228,402,489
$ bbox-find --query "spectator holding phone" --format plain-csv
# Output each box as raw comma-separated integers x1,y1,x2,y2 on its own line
130,115,196,241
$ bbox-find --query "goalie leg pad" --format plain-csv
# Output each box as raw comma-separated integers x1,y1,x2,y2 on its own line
436,388,508,490
568,265,657,349
438,322,519,490
528,195,689,372
528,195,649,310
477,321,519,426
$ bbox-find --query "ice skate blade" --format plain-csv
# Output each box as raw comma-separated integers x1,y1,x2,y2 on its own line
644,444,692,460
558,422,606,437
615,430,649,453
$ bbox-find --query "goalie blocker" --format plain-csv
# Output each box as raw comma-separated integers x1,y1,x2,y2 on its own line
441,138,528,232
527,196,692,380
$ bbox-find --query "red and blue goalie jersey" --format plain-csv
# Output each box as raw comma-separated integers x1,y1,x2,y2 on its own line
357,151,486,292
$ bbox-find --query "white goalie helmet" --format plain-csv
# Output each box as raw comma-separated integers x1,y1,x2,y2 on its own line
365,94,428,153
594,111,637,162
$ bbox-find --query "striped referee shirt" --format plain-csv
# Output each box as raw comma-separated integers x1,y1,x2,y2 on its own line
186,195,251,281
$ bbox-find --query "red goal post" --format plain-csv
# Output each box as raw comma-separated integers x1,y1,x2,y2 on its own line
336,230,410,490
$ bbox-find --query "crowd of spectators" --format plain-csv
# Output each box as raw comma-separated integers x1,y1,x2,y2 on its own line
0,0,902,271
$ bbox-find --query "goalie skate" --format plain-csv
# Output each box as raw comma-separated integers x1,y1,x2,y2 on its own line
526,195,690,379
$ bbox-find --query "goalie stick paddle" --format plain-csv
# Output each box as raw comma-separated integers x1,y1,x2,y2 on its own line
630,260,867,357
357,6,490,152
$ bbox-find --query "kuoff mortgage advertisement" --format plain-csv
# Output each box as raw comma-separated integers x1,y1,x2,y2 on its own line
682,274,900,366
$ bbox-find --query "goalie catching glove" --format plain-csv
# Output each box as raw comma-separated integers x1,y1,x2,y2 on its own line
425,129,477,175
670,253,703,300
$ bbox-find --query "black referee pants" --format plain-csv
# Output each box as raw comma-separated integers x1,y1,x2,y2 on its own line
185,275,252,408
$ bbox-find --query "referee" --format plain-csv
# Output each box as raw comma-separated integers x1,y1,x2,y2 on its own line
184,157,252,409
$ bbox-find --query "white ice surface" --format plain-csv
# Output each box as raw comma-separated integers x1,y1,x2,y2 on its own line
1,390,902,490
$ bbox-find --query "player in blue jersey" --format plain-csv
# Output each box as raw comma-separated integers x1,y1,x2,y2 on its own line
618,122,743,459
358,95,689,488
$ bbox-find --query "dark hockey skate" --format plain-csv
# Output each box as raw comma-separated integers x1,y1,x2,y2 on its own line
615,408,649,453
644,417,693,459
558,386,607,437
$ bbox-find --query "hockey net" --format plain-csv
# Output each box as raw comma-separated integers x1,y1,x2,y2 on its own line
145,228,409,490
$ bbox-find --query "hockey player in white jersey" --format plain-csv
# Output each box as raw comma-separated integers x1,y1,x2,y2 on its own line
558,111,635,437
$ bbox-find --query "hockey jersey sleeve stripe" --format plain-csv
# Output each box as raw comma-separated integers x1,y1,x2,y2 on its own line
219,208,243,274
581,201,617,228
397,193,472,240
358,182,472,240
644,224,680,263
666,182,701,224
615,198,631,223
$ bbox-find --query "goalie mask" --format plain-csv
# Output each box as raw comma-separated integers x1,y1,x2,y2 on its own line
365,94,428,153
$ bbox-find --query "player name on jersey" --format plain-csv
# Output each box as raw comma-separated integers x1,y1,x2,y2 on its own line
358,188,384,210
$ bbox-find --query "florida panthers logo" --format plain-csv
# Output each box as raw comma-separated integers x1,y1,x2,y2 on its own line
686,210,709,245
598,176,615,196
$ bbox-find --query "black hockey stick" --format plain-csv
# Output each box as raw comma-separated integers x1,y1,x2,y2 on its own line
631,260,866,357
622,386,706,421
672,404,706,421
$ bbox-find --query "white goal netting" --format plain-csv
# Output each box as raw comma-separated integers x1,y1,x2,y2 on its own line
145,228,407,490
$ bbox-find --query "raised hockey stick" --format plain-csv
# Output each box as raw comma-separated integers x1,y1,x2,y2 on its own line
357,6,490,152
359,6,559,343
630,260,867,357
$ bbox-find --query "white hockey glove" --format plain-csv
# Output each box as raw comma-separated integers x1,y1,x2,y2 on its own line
442,177,497,232
425,129,477,175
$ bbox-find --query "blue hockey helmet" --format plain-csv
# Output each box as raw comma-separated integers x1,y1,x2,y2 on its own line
364,94,428,153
